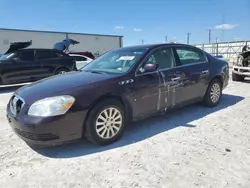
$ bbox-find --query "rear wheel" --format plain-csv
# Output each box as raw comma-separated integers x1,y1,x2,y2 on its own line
85,99,125,146
203,79,222,107
55,68,69,75
232,72,245,82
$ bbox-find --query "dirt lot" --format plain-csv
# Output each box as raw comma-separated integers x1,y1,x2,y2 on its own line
0,77,250,188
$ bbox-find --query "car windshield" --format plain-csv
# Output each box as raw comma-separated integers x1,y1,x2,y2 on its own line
0,53,15,60
80,47,148,74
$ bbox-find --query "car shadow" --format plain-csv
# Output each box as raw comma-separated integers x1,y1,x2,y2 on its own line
0,84,27,94
33,94,244,158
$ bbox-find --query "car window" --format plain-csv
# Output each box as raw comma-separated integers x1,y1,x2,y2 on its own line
0,53,15,60
18,51,34,61
71,56,87,61
176,47,207,65
35,51,58,60
145,48,176,70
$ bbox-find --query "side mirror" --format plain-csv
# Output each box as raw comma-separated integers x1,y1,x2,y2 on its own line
143,63,158,73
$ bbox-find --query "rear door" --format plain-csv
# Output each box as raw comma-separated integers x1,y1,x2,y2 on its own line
34,50,60,79
173,46,210,103
2,50,35,84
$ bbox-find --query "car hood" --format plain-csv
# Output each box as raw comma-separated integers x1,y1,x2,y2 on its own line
15,71,116,105
5,41,32,54
53,38,80,52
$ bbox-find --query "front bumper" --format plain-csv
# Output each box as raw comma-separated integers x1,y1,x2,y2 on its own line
6,103,87,147
232,65,250,76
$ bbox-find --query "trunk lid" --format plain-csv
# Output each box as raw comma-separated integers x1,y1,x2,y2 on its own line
5,41,32,54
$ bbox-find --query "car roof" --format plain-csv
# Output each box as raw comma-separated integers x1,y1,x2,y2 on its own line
119,43,198,50
17,48,66,52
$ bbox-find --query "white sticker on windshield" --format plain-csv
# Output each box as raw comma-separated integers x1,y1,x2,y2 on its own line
118,56,135,61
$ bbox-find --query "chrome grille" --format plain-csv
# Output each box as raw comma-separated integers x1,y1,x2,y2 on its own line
10,95,25,116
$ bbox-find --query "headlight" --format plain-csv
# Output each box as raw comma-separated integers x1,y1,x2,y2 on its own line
28,95,75,117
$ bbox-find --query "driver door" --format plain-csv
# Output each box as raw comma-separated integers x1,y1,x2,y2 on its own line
132,47,179,118
132,71,163,118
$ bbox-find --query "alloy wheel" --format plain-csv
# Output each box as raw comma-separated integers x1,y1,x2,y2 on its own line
59,71,66,74
210,83,221,103
95,107,123,139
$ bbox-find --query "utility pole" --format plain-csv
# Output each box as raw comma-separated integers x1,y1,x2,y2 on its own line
165,36,168,43
221,14,225,42
141,39,144,44
187,32,191,44
208,29,212,44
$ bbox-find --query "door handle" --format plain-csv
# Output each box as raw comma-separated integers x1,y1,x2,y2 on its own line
171,76,181,81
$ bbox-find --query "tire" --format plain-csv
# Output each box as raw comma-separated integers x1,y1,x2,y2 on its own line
85,99,125,146
203,79,222,107
55,68,69,75
232,72,245,82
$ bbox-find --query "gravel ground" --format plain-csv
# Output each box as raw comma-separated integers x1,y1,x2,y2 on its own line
0,77,250,188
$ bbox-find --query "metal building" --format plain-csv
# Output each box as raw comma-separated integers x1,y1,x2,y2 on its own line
0,28,123,56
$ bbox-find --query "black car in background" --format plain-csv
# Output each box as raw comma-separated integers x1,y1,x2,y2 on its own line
7,43,229,147
0,40,77,86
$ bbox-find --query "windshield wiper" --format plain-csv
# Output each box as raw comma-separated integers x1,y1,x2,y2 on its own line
82,70,108,74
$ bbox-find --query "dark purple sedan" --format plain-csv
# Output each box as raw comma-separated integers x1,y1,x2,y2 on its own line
6,43,229,147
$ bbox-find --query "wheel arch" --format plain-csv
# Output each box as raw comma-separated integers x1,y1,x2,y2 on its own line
203,74,223,97
211,74,223,86
82,93,133,133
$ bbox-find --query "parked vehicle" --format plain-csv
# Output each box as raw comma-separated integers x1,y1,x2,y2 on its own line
232,48,250,81
6,43,229,147
54,39,96,60
68,51,96,60
0,40,77,86
69,54,93,69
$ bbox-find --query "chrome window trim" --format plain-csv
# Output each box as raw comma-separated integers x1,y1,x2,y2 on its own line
135,45,209,77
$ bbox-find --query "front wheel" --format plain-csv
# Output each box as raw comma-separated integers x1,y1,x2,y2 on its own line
203,79,222,107
85,99,125,146
55,68,69,75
